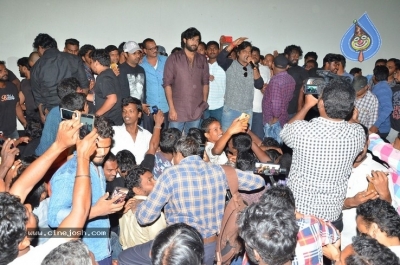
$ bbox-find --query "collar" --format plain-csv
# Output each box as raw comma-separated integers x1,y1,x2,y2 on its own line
179,155,203,164
42,48,59,57
314,116,346,125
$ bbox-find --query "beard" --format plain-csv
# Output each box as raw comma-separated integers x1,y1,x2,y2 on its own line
289,60,298,67
185,42,198,52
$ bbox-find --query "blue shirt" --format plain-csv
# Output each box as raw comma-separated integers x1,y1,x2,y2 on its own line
35,106,61,156
372,81,393,133
140,55,169,112
48,154,110,261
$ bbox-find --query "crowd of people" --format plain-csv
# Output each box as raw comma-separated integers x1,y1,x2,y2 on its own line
1,26,400,265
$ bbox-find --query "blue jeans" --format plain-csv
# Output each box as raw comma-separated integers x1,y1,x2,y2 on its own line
264,122,282,144
169,119,201,135
110,231,122,261
203,107,223,122
221,106,253,132
251,112,264,140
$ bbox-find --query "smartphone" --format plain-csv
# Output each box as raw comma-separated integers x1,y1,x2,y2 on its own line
79,114,95,139
238,113,250,121
151,106,159,115
60,108,76,120
222,36,233,43
304,84,319,95
109,187,129,204
254,163,281,175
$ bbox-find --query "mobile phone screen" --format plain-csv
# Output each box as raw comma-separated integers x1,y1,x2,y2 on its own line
79,114,95,139
60,108,75,120
304,85,318,95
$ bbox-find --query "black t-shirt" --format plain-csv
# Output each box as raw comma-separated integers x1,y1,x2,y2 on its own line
21,79,36,112
391,84,400,131
117,62,147,102
0,82,19,136
94,68,123,125
287,65,309,114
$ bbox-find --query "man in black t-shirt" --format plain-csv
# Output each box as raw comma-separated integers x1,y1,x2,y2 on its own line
389,60,400,142
88,49,123,125
17,57,39,122
0,61,27,139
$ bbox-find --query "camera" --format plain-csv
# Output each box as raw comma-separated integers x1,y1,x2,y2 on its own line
303,70,353,96
151,106,159,115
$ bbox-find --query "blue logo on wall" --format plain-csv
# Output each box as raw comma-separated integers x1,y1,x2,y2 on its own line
340,13,381,62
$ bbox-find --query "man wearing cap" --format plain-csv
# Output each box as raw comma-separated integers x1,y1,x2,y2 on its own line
262,54,295,143
353,75,378,129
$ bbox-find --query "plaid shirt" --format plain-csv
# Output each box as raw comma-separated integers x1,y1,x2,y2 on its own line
136,155,265,238
354,91,378,129
262,71,295,127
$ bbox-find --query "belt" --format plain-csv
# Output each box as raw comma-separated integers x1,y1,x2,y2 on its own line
203,234,218,244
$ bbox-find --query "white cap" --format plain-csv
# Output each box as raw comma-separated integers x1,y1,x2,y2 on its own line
123,41,141,53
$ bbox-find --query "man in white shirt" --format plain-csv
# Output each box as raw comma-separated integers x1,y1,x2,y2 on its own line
111,96,152,164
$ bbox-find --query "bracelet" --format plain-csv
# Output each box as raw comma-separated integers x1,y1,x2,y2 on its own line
154,126,162,129
75,175,90,178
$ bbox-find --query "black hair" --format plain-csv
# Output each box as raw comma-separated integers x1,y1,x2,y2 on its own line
373,65,389,82
259,185,296,211
266,149,281,163
0,193,28,265
105,45,118,54
105,151,117,162
349,67,362,76
337,54,347,68
78,44,95,58
138,43,144,49
387,58,398,64
25,119,42,140
261,137,280,148
260,55,265,61
394,60,400,71
237,201,298,265
198,42,206,49
17,57,31,70
89,49,110,67
171,47,182,54
236,151,256,171
142,38,155,49
32,33,57,49
251,46,261,55
279,153,292,175
116,149,136,174
356,198,400,239
118,42,126,54
57,77,81,99
206,41,219,50
284,45,303,57
65,38,79,47
181,27,201,48
0,61,5,66
187,128,206,145
200,117,219,133
346,236,400,265
375,58,387,66
60,93,86,111
304,51,318,61
121,96,142,112
94,116,114,139
160,128,182,154
306,59,318,69
125,165,148,197
237,41,252,53
232,133,252,153
321,78,355,119
151,223,204,265
174,136,199,157
323,53,340,66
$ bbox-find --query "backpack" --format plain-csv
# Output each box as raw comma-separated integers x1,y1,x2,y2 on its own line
215,166,248,265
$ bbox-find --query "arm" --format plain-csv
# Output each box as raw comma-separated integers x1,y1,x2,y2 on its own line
163,57,177,121
372,88,393,129
164,85,177,121
95,94,117,116
216,48,233,71
203,85,209,103
287,94,318,124
297,85,305,112
147,111,164,155
76,59,90,92
368,133,400,175
19,91,26,110
16,102,27,128
202,61,210,102
30,67,43,108
211,118,247,156
269,80,284,122
233,168,265,191
251,141,271,162
0,139,19,192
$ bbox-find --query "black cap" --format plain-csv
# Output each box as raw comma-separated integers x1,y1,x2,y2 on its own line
274,54,289,69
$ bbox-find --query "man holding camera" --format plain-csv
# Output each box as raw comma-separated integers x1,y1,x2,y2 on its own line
280,78,365,229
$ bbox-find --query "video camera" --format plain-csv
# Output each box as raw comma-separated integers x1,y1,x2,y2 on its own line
254,163,288,186
303,70,353,96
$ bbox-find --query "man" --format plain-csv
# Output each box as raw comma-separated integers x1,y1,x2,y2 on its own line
119,166,167,250
353,75,378,129
367,58,387,88
337,54,354,82
204,41,226,122
262,54,295,143
163,27,209,134
387,58,398,87
30,33,89,114
118,136,265,265
78,44,96,86
389,60,400,142
280,78,365,226
153,128,181,179
48,116,125,265
111,97,152,165
217,37,264,131
28,52,40,68
303,51,318,67
284,45,308,118
0,61,27,139
370,65,393,139
89,49,123,125
17,57,39,122
105,45,120,76
141,38,169,130
322,53,340,74
63,38,79,55
251,46,271,140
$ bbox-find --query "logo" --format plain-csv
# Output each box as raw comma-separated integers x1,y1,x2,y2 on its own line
1,94,15,102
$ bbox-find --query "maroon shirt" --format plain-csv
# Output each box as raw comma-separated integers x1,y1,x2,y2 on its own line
163,50,209,122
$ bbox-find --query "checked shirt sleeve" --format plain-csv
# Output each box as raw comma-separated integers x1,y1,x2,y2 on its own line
369,133,400,175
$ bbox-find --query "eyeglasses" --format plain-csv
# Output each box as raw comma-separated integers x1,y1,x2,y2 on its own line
243,66,248,77
146,46,158,51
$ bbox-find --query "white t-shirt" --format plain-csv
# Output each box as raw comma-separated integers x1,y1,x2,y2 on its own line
253,64,270,113
205,142,228,165
8,238,67,265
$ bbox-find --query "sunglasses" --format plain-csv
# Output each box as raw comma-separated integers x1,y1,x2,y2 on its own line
243,66,247,77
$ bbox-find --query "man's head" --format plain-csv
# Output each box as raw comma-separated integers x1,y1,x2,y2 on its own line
251,46,261,65
0,61,8,81
103,152,118,182
201,117,222,144
181,27,201,52
236,41,252,65
157,45,168,56
89,49,110,74
125,165,156,197
375,58,387,67
121,97,142,126
92,116,114,166
322,53,340,74
28,52,40,67
197,42,206,55
304,60,318,71
143,38,158,58
273,54,289,74
173,136,199,165
78,44,95,66
373,65,389,83
237,200,298,265
160,128,182,154
206,41,219,60
386,58,398,79
32,33,57,57
259,185,296,212
304,51,318,64
64,38,80,55
17,57,30,78
105,45,119,64
349,67,362,77
320,78,356,119
264,54,274,69
284,45,303,66
337,54,347,71
57,77,82,99
352,76,368,98
118,42,126,64
60,93,87,113
123,41,142,66
394,60,400,83
116,150,136,177
42,240,95,265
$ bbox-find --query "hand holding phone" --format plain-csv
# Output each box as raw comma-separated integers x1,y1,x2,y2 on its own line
109,187,129,204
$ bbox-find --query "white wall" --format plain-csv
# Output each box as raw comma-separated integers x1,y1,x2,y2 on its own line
1,0,399,78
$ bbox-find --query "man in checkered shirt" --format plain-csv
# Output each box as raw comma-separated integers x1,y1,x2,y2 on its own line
280,78,365,229
352,75,378,129
118,136,265,265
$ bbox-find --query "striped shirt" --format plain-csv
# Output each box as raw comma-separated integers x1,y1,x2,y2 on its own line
208,62,226,110
136,155,265,238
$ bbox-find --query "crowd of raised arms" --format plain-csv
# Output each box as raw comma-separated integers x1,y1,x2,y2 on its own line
1,26,400,265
